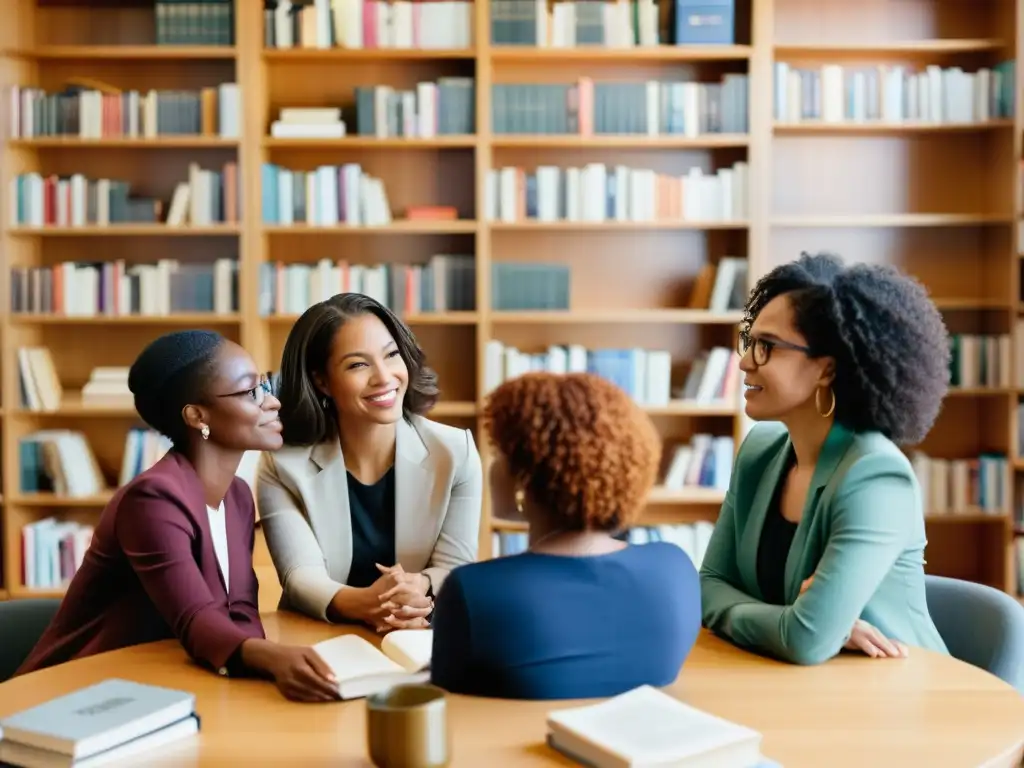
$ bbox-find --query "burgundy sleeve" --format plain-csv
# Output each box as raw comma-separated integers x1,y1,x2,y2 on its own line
114,484,257,672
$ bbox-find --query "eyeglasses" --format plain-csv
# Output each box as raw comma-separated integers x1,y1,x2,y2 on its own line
218,373,274,407
737,331,812,366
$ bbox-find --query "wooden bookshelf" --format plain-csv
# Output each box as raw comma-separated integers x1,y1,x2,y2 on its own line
0,0,1020,601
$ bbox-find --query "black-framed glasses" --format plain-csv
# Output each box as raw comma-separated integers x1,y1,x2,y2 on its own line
218,373,274,407
737,331,812,366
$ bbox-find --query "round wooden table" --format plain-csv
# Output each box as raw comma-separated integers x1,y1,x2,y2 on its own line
1,612,1022,767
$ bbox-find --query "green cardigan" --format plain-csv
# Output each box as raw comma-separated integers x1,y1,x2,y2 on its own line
699,421,948,665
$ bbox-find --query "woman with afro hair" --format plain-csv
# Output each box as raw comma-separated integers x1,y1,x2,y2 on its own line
430,372,701,700
700,252,950,665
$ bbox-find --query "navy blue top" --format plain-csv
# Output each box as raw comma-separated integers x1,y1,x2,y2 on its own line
346,467,396,589
430,542,701,700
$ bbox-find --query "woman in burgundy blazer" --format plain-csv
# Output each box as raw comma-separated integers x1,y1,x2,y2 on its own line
18,331,340,702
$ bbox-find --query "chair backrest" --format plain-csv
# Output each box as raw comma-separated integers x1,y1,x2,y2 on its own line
924,575,1024,694
0,598,62,682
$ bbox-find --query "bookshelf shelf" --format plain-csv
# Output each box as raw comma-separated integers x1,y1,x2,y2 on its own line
489,45,753,61
0,0,1019,601
8,138,241,148
23,46,238,60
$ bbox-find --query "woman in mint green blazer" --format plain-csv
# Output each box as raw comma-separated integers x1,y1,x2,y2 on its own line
700,252,951,665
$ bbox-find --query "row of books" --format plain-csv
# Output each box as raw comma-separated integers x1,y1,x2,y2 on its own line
493,521,718,570
260,163,391,227
351,80,475,137
157,0,234,45
10,164,239,227
264,0,474,50
21,518,94,591
663,436,735,492
909,452,1010,516
257,257,476,316
17,427,171,497
10,258,239,318
483,162,749,223
482,341,740,407
493,0,734,47
493,76,749,136
949,334,1011,389
773,61,1016,124
8,83,242,140
20,358,130,413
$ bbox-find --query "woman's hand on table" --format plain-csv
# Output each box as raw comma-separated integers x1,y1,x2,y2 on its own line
241,640,339,702
799,576,909,660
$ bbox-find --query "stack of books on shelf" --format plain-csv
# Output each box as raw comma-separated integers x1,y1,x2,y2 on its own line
7,81,241,139
257,256,476,316
492,75,749,136
949,333,1011,389
157,0,234,44
264,0,474,49
910,451,1010,516
662,435,735,492
773,61,1016,124
81,368,131,407
21,518,94,591
19,431,105,498
491,263,569,310
121,428,174,486
483,343,739,407
16,348,62,412
688,256,748,312
354,79,475,137
485,162,748,222
10,166,239,228
10,258,240,316
271,107,346,139
261,163,392,226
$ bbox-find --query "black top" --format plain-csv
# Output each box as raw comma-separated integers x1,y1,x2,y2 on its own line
346,466,397,589
756,453,799,606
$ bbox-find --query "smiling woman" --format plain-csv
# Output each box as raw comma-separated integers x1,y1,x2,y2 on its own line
256,294,483,632
15,331,344,703
699,252,952,667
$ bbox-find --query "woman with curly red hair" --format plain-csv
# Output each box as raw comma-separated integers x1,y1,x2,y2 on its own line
430,372,701,700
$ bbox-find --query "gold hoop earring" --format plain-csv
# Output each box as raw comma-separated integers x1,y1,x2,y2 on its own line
816,387,836,419
514,487,525,515
200,424,210,440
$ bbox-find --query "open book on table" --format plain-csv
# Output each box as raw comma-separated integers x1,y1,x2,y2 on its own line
546,684,770,767
313,629,433,700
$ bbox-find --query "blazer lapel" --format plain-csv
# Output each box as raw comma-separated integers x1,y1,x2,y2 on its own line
309,439,354,584
169,452,226,596
394,418,434,570
782,422,857,602
737,433,793,599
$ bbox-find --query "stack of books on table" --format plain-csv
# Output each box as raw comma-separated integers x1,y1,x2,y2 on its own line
546,684,780,767
0,679,199,767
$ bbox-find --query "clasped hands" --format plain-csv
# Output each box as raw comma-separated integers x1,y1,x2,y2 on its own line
799,576,909,660
366,562,433,633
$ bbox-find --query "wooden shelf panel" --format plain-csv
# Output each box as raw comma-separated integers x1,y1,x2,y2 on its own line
10,493,113,507
490,45,753,61
489,221,749,231
263,222,478,235
11,45,237,59
9,313,241,325
263,48,475,61
8,138,240,148
263,137,476,149
774,121,1014,135
492,135,750,148
491,310,743,324
773,39,1007,56
7,226,241,236
771,214,1013,228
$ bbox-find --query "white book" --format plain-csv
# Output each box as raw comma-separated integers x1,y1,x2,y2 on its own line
314,629,433,700
546,685,762,768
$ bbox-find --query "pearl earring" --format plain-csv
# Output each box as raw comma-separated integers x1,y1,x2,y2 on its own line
200,424,210,440
514,487,525,515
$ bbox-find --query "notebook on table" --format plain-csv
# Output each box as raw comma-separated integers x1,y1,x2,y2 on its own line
313,629,433,700
546,684,767,767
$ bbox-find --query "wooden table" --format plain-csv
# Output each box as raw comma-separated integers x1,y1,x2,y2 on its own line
1,612,1022,767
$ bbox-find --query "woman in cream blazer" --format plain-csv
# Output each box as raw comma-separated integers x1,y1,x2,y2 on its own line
257,294,483,629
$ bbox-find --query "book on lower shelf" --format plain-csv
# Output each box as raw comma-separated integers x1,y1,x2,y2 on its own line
0,678,199,768
546,684,768,768
312,629,433,700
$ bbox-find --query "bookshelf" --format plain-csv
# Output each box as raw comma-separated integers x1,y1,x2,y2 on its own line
0,0,1020,604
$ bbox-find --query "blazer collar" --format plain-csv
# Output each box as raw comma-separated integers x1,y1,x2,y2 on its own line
307,417,435,581
737,421,856,597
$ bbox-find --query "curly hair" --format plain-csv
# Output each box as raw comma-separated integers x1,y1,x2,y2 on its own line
277,293,439,446
743,252,950,444
484,372,662,531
